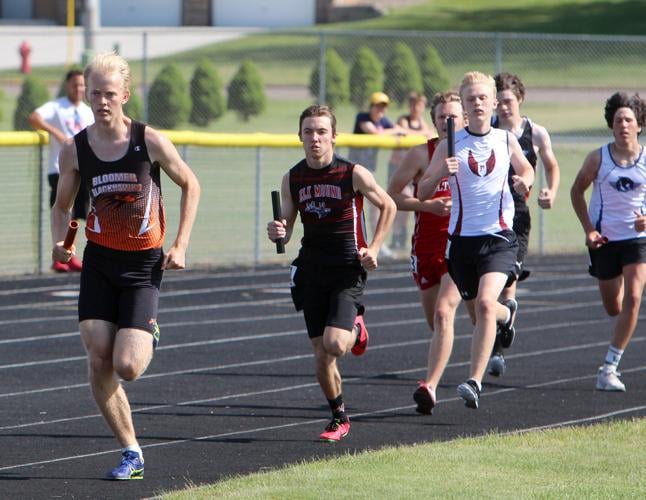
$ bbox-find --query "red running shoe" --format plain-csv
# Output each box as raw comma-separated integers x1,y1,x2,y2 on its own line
351,315,369,356
67,256,83,272
52,261,71,273
413,381,436,415
319,417,350,442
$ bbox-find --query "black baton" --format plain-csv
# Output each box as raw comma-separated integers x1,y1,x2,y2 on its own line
271,190,285,254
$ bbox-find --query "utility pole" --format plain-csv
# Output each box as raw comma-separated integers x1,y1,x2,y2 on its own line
82,0,101,65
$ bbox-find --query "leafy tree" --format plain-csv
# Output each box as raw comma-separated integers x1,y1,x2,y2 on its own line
420,45,451,98
350,46,384,109
227,60,266,121
384,42,423,106
14,76,50,130
147,63,190,129
189,58,225,127
309,47,350,109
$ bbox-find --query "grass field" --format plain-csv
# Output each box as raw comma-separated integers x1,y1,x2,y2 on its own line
162,419,646,498
1,2,642,496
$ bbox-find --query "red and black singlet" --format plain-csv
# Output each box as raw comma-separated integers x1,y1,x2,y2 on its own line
289,155,368,266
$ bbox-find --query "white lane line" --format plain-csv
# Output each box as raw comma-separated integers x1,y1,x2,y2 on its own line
1,363,644,473
0,304,618,369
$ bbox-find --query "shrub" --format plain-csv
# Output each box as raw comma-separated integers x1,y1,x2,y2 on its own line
420,45,451,98
189,58,225,127
350,46,383,109
124,84,143,122
147,63,190,129
384,42,423,106
227,60,266,121
14,75,50,130
309,47,349,109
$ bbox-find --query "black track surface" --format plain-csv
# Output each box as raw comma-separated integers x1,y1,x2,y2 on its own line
1,254,645,499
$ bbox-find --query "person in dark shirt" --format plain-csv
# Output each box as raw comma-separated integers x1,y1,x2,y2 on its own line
51,51,200,480
267,105,396,442
349,91,407,258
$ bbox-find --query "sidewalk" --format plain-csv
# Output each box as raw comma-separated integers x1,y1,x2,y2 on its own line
0,25,263,71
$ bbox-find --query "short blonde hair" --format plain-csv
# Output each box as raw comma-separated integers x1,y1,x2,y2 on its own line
84,51,131,91
459,71,495,100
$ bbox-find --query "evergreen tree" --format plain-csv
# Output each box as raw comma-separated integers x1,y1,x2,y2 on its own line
227,60,266,121
189,58,225,127
420,45,451,98
14,76,50,130
147,63,190,129
309,47,350,109
124,84,143,122
384,42,423,106
349,46,383,109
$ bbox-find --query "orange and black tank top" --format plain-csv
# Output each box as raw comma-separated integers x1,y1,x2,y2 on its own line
75,121,165,251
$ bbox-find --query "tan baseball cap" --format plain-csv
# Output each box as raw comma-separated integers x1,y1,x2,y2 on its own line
370,91,390,106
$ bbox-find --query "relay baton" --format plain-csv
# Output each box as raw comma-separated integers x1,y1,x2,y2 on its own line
447,116,455,157
446,116,455,176
63,220,79,250
271,191,285,254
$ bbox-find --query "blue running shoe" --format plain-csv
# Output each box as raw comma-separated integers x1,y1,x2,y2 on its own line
108,450,144,480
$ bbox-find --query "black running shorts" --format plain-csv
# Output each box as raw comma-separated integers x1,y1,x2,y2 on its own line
512,205,531,271
291,259,366,339
79,241,164,337
588,237,646,280
447,230,518,301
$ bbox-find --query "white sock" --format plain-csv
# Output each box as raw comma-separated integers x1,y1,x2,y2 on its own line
604,345,623,370
123,444,143,458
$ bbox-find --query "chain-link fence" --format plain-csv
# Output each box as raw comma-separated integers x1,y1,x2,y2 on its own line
2,28,645,274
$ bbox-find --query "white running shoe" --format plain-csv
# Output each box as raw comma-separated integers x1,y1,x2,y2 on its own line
596,366,626,392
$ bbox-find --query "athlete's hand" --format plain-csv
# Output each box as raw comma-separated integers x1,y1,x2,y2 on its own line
425,196,452,216
444,157,459,177
267,219,287,242
52,242,74,264
512,175,530,197
586,231,607,249
634,211,646,232
163,246,186,270
358,247,378,271
537,188,555,209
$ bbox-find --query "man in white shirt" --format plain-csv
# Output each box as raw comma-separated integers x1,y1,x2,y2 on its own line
29,69,94,272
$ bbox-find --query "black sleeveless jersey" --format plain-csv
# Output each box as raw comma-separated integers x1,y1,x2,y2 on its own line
493,116,537,210
75,120,165,251
289,155,367,266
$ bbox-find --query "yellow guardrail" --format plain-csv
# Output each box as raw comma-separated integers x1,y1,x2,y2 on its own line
0,131,429,149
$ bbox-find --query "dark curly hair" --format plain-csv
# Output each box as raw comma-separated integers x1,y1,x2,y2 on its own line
604,92,646,130
494,72,526,101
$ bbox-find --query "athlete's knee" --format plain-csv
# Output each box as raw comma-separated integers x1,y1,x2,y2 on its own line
323,336,347,357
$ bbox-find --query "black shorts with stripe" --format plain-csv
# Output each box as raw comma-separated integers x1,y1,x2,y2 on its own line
447,230,518,301
79,241,164,339
290,257,366,339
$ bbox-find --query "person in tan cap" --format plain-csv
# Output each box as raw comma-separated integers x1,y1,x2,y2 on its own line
349,91,407,257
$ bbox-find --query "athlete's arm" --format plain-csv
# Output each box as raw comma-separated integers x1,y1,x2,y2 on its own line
267,172,297,246
418,138,455,200
387,144,451,216
51,139,81,263
509,132,535,196
571,148,604,248
353,164,396,271
145,127,201,270
28,108,68,144
533,123,560,209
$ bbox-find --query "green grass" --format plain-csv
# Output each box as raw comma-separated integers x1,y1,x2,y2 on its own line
162,418,646,499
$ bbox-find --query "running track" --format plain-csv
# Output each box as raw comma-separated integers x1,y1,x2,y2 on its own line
1,254,645,499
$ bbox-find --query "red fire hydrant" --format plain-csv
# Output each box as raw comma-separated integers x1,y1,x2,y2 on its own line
19,41,31,74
